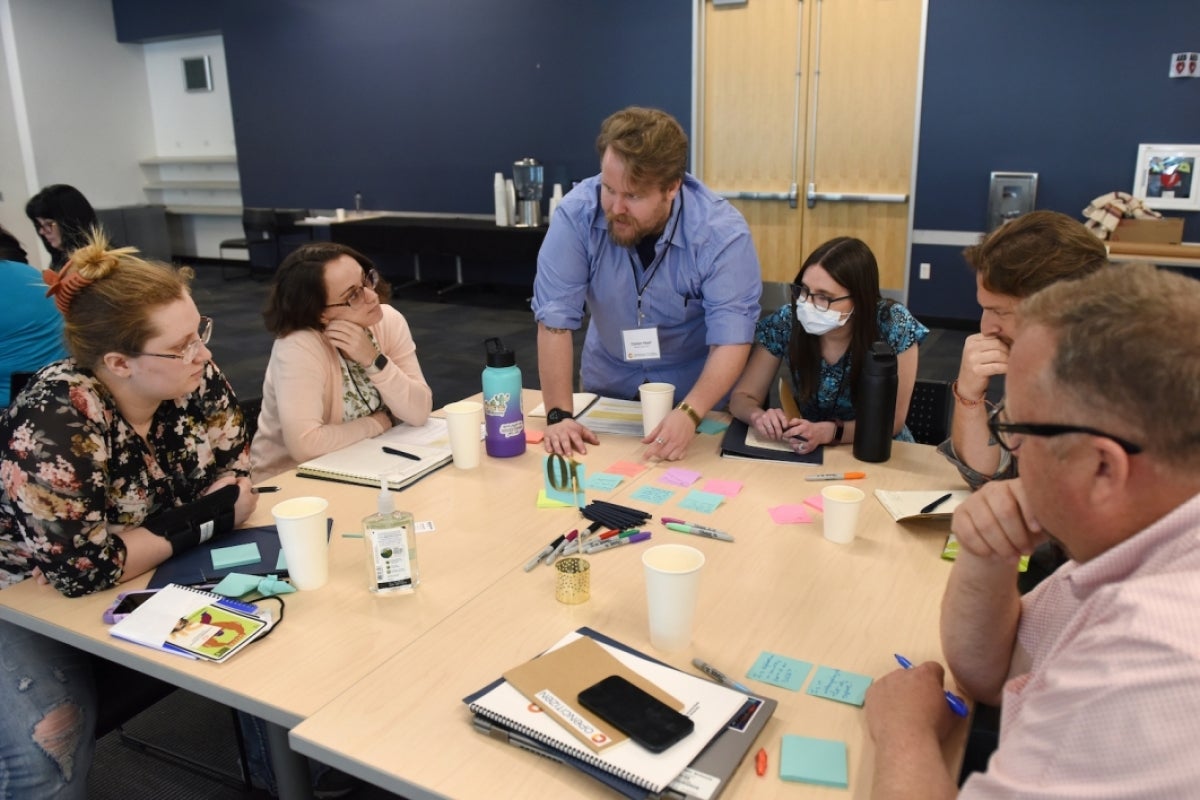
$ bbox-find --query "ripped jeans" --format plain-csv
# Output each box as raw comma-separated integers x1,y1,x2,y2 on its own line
0,620,96,799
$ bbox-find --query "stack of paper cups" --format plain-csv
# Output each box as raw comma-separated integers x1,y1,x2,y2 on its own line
493,172,509,226
548,183,564,223
504,179,517,229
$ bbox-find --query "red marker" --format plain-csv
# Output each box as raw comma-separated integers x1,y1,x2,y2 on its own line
755,747,768,776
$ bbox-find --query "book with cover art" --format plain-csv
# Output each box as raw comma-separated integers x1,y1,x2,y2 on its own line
296,418,452,490
109,584,271,662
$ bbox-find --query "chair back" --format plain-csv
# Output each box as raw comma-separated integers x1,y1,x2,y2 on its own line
240,395,263,445
905,378,952,445
242,207,277,242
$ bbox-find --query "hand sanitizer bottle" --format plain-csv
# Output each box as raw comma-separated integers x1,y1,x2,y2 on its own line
363,476,418,594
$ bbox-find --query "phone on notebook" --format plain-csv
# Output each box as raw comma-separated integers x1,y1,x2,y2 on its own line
578,675,694,753
101,589,160,624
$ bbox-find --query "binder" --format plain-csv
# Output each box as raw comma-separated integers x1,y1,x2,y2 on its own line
718,417,823,465
108,584,272,662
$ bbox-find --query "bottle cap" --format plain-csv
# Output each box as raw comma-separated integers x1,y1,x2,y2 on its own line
484,337,516,368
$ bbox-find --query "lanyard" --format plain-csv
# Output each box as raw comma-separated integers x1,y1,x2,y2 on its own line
628,191,684,326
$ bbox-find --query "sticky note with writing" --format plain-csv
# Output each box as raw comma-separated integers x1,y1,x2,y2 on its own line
746,651,813,691
660,467,702,487
584,473,624,491
630,485,675,505
678,489,724,514
805,665,873,706
702,479,743,497
606,460,646,477
779,735,848,788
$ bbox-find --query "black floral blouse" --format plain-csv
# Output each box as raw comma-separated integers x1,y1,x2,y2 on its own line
0,359,249,597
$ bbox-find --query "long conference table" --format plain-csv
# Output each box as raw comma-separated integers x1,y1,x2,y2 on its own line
0,391,968,799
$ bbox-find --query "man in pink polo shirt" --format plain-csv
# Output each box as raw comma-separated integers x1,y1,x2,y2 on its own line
864,262,1200,798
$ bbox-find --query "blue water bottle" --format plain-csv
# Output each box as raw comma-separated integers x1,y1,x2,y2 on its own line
482,337,525,458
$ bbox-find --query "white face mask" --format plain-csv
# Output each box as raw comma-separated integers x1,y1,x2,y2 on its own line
795,301,851,335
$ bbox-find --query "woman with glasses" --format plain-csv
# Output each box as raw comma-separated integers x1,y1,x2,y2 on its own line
730,237,928,451
0,233,255,796
24,183,100,270
251,242,432,481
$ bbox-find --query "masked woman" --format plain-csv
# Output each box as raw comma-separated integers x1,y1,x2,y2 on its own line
729,237,928,452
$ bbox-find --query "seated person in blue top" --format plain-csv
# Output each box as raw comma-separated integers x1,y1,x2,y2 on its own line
0,232,255,796
24,183,100,270
729,237,928,452
0,224,68,406
532,106,762,462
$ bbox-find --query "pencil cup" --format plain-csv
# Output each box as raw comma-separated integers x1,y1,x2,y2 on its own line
443,400,484,469
272,496,330,590
555,557,590,604
642,544,705,651
639,382,675,437
821,485,865,544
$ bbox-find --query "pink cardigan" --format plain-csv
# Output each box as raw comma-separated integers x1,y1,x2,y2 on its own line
250,305,433,481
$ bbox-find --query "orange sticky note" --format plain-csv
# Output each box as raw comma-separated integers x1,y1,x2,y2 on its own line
525,429,545,444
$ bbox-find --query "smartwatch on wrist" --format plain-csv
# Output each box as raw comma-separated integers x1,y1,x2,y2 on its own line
833,420,845,444
547,408,574,425
365,352,388,375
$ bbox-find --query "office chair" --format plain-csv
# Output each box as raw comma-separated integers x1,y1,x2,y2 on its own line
219,207,277,280
905,378,953,445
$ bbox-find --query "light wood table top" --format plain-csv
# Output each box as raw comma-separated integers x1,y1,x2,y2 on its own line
289,428,970,799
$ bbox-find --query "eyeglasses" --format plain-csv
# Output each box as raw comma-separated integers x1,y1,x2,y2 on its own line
987,400,1143,455
35,218,57,234
790,282,851,312
325,269,380,309
134,317,213,363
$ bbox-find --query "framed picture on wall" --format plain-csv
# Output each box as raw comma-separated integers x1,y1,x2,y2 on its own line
1132,143,1200,211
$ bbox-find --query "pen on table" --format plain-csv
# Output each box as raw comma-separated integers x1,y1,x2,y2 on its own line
543,530,578,565
524,534,564,572
920,493,954,514
582,531,650,554
893,654,969,717
691,658,752,693
251,486,281,494
382,446,422,461
660,517,735,543
804,471,866,482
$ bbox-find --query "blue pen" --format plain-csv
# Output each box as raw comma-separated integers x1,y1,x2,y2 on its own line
894,654,969,717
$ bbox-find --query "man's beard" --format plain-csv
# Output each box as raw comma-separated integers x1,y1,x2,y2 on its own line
606,213,643,247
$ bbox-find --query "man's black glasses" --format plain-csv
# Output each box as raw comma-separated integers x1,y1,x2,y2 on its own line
987,400,1143,455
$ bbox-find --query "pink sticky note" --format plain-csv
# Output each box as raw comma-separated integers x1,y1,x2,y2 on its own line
769,504,813,524
802,494,824,512
660,467,702,487
607,460,646,477
525,429,545,444
703,479,744,497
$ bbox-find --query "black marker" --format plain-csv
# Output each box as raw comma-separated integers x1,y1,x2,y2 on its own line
382,446,421,461
920,493,953,514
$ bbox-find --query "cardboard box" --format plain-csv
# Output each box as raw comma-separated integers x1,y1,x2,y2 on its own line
1110,218,1184,244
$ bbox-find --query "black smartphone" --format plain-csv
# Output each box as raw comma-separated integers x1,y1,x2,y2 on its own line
101,589,159,623
577,675,694,753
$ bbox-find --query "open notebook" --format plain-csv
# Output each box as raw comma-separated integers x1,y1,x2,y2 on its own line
296,418,452,490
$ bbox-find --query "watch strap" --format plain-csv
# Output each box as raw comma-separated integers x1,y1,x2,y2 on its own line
365,352,388,375
547,408,574,425
833,420,845,443
676,401,702,431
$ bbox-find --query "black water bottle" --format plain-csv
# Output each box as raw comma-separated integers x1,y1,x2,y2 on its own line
853,341,898,463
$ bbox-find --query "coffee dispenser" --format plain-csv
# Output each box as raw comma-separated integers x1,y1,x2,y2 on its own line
512,158,544,227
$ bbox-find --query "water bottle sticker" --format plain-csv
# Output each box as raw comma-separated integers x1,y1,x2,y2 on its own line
484,392,511,417
499,420,524,438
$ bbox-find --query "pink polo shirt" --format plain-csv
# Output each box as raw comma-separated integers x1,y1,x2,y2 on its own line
961,491,1200,798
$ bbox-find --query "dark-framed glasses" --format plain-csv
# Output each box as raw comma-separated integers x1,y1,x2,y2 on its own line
986,400,1143,455
134,316,213,363
790,282,852,312
325,269,380,309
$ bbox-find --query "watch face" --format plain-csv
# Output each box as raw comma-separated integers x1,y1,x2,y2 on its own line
373,353,388,370
547,408,573,425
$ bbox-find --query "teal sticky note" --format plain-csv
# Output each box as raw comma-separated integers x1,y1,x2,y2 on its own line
697,418,729,435
678,489,724,514
584,472,623,491
211,542,261,570
806,665,874,706
630,485,674,505
780,734,848,788
276,549,288,570
747,651,813,691
542,455,586,508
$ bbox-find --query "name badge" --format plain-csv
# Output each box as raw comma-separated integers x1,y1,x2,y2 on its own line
622,327,662,361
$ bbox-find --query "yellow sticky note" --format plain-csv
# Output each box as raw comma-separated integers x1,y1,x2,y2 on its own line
536,489,573,509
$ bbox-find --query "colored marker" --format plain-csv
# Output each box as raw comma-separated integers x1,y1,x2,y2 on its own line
755,747,768,777
805,472,866,481
661,517,734,543
544,530,578,565
524,534,564,572
582,531,650,554
692,658,751,693
893,654,969,717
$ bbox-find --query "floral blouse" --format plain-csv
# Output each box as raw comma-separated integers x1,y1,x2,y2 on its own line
0,359,249,597
755,300,929,439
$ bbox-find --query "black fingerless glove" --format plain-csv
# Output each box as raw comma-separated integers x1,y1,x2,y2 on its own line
143,484,239,555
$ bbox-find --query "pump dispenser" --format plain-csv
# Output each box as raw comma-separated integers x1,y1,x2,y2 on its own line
362,476,418,594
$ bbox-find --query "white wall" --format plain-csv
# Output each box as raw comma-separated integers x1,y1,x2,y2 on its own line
144,35,235,156
0,0,39,261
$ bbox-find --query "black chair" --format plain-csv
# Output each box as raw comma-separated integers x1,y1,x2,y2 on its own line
905,378,953,445
218,207,278,280
240,395,263,445
272,208,314,271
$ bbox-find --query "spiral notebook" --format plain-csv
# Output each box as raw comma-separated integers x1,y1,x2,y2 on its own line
296,419,452,490
108,584,271,662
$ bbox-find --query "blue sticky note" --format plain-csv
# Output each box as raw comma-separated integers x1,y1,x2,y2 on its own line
779,734,848,788
678,489,724,514
211,542,261,570
806,665,874,706
584,472,623,492
630,485,674,505
276,550,288,570
697,417,729,435
746,651,813,691
542,455,586,508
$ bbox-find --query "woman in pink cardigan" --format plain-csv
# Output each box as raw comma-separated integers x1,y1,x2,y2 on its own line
251,242,433,481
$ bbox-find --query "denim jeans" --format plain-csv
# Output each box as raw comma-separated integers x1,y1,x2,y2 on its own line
236,711,330,797
0,620,96,799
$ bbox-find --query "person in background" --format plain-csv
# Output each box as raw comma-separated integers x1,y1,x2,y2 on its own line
251,242,432,481
864,263,1200,798
729,237,928,452
532,106,761,462
0,224,68,405
24,183,100,270
940,210,1107,489
0,233,255,796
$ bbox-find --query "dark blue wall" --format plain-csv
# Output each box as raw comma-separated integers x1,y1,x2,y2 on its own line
113,0,692,214
910,0,1200,322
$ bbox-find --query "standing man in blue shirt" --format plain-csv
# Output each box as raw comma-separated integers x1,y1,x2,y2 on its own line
532,107,762,461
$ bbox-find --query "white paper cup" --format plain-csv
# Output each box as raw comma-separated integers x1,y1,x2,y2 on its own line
443,400,484,469
821,485,865,544
639,382,676,437
642,544,705,651
272,496,330,590
335,208,346,221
